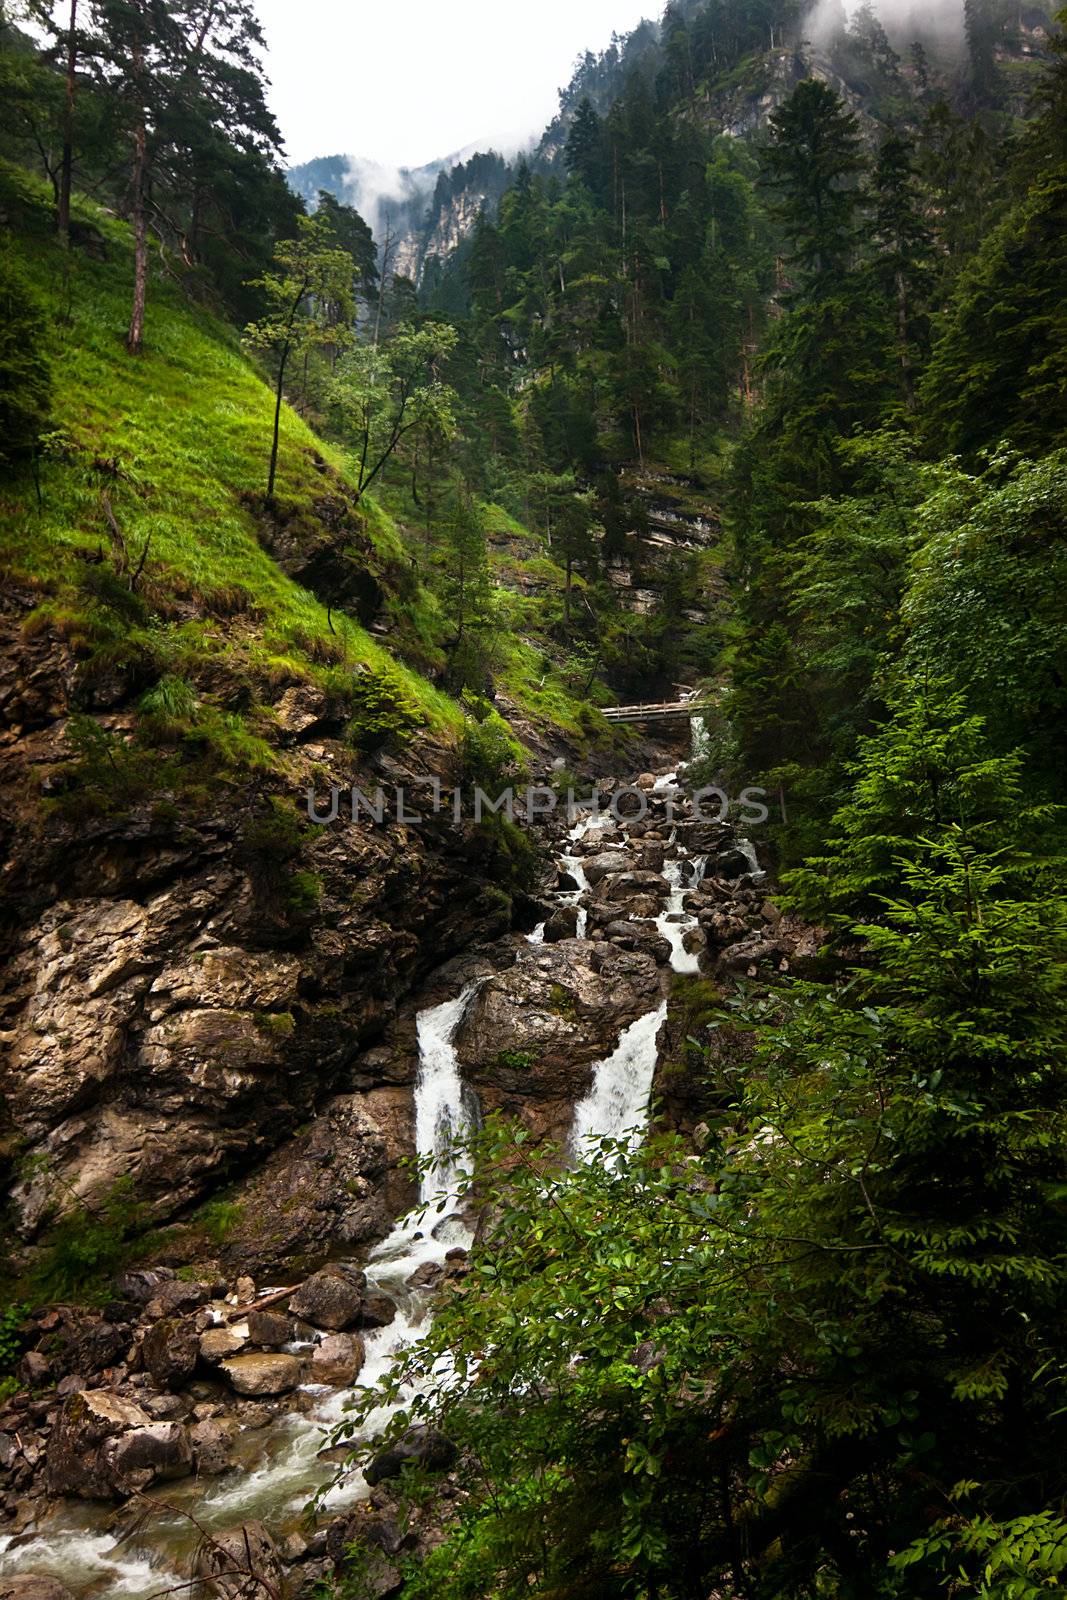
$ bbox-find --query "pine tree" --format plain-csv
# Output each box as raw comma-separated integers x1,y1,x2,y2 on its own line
760,79,865,292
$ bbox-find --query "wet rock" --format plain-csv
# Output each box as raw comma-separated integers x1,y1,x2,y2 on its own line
597,871,670,903
144,1393,191,1421
105,1420,193,1488
406,1261,443,1291
555,868,579,892
245,1310,293,1347
199,1325,249,1364
289,1267,366,1331
145,1278,218,1318
0,1579,77,1600
190,1418,235,1476
364,1426,457,1487
192,1520,283,1598
141,1316,199,1388
359,1293,397,1330
717,937,785,974
601,921,673,966
310,1333,365,1386
46,1390,152,1498
715,847,756,881
219,1354,301,1397
543,906,579,943
581,851,635,886
458,941,662,1141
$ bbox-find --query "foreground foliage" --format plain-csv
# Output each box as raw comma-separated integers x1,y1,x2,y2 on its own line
339,693,1067,1598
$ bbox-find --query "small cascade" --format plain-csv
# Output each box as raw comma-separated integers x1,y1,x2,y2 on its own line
0,982,486,1598
655,858,702,975
558,852,591,938
570,1003,669,1160
414,981,483,1205
690,714,710,764
737,839,766,883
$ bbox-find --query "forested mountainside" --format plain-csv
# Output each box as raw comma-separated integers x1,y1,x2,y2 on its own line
0,0,1066,1596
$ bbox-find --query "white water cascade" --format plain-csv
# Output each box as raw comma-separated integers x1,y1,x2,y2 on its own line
0,985,484,1598
570,1002,669,1160
655,853,708,976
0,774,713,1596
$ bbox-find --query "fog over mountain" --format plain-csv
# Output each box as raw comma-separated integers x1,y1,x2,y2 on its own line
807,0,967,50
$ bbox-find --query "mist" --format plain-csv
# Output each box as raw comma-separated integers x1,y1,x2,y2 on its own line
806,0,968,55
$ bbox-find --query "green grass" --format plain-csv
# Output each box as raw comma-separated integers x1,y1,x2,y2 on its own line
0,161,463,756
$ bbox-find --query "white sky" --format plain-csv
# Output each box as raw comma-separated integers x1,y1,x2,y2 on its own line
252,0,659,169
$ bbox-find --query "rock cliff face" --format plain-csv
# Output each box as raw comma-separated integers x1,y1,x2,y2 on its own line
0,595,518,1265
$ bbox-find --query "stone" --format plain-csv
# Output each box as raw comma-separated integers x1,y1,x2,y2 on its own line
143,1393,191,1422
199,1325,249,1364
288,1267,366,1331
16,1351,50,1388
245,1310,292,1347
581,850,635,886
543,906,579,943
219,1354,301,1396
406,1262,443,1291
364,1426,457,1486
46,1390,153,1499
190,1418,235,1476
310,1333,365,1386
597,871,670,903
141,1316,198,1388
103,1421,193,1488
0,1580,78,1600
359,1292,397,1330
192,1520,283,1598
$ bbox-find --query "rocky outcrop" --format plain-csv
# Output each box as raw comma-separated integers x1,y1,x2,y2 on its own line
46,1390,192,1500
456,940,664,1142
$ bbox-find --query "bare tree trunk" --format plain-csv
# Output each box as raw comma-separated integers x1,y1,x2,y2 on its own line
58,0,77,249
267,341,290,500
126,17,148,355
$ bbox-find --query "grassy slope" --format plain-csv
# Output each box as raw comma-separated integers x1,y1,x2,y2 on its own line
0,162,464,754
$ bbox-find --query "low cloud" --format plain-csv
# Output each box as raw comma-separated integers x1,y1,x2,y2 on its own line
806,0,967,54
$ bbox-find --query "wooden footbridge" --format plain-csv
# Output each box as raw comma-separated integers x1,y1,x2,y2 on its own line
601,699,708,726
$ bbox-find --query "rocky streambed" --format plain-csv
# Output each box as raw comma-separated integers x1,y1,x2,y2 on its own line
0,762,822,1598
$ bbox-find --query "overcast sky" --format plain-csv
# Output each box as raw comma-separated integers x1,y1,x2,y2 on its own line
252,0,659,169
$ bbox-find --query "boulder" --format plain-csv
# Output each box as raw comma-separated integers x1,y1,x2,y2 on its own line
457,941,662,1139
359,1292,397,1330
103,1421,193,1489
289,1267,366,1331
543,906,579,943
190,1418,235,1476
47,1390,153,1499
596,871,670,903
141,1316,198,1387
192,1521,283,1598
310,1333,365,1386
219,1354,301,1397
245,1310,293,1347
364,1426,457,1487
199,1325,249,1364
581,851,634,886
601,921,673,966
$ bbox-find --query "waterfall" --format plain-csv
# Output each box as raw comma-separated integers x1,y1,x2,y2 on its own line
737,840,765,883
414,981,482,1205
570,1002,668,1160
690,714,710,764
655,859,702,975
0,981,486,1598
559,852,590,938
